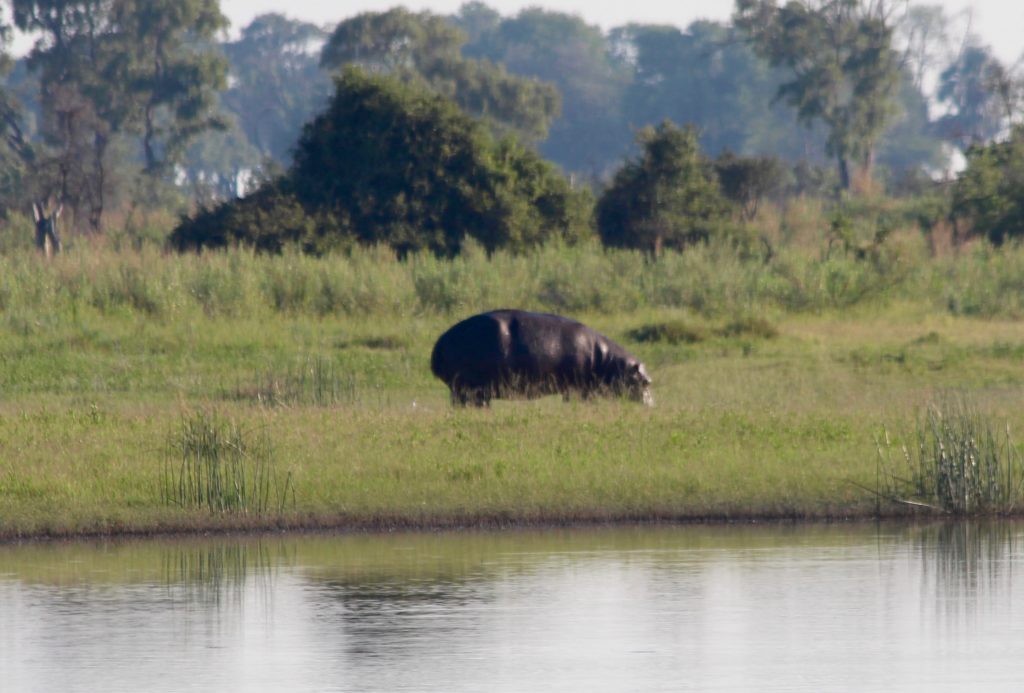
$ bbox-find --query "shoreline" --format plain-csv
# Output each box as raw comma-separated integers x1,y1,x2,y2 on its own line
0,507,972,545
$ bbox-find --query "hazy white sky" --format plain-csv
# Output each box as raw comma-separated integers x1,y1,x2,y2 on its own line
222,0,1023,63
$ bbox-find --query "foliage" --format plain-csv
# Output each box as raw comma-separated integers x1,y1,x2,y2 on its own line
876,395,1023,515
12,0,228,230
220,13,332,164
0,1,965,223
173,68,591,256
612,21,811,161
178,115,261,205
169,181,352,255
734,0,903,189
596,121,728,255
714,151,789,220
320,7,559,144
936,44,1013,148
463,7,630,175
0,16,30,212
950,125,1024,244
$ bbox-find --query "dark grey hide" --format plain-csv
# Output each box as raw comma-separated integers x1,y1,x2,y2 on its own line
431,309,653,407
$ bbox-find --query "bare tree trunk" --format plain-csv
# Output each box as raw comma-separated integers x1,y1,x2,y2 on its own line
89,131,107,233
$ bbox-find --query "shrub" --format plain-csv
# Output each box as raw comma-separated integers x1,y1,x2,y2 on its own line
951,125,1024,245
596,121,728,256
173,68,591,256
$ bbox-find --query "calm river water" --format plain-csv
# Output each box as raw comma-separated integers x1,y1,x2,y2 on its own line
2,523,1023,692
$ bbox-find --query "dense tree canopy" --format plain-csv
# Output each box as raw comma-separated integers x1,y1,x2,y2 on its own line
0,13,29,210
222,13,332,163
172,68,591,256
463,7,629,175
734,0,903,190
597,121,727,255
321,8,560,144
951,125,1024,245
936,44,1012,149
12,0,228,229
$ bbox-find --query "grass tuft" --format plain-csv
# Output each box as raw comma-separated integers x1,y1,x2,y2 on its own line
875,394,1024,515
164,410,293,514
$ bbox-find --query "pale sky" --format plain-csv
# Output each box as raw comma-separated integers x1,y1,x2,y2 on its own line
221,0,1023,64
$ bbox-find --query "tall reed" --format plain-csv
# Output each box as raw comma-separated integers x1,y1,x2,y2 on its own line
164,411,293,514
876,395,1024,515
7,233,1024,321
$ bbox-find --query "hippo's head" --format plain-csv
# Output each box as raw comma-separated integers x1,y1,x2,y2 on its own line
625,361,653,406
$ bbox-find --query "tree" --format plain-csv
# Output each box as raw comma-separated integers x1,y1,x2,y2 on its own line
714,151,788,220
320,8,559,144
464,8,630,175
734,0,903,191
936,44,1014,148
611,20,821,162
178,114,261,205
109,0,228,174
875,68,944,175
596,121,727,256
221,13,332,164
450,2,500,45
895,4,951,93
172,68,592,256
12,0,228,230
950,125,1024,245
0,12,32,211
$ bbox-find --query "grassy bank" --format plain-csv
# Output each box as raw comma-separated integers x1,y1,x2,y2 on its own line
2,240,1024,538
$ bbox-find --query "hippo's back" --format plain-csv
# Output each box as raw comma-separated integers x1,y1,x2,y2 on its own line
431,309,584,382
430,310,509,387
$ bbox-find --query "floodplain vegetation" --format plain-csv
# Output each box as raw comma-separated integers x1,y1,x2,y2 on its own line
3,214,1024,539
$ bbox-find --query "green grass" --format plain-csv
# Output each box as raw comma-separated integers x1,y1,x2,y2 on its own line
2,240,1024,538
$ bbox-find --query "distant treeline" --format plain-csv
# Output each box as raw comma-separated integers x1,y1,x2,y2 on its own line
2,1,1024,252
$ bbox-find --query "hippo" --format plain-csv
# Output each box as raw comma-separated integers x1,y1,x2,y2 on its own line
431,309,653,407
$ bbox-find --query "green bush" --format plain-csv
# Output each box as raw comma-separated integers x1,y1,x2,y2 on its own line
172,68,591,256
596,121,728,256
951,125,1024,244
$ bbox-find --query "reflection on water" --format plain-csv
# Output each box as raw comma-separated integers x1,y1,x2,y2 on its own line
3,523,1024,692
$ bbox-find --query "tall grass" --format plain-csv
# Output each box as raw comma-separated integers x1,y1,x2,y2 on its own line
876,395,1024,515
164,411,293,514
4,231,1024,321
0,232,983,324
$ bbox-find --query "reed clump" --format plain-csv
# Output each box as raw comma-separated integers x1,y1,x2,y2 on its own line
876,395,1024,515
164,410,293,514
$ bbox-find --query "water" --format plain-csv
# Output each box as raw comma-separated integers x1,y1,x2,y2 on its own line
2,523,1023,692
